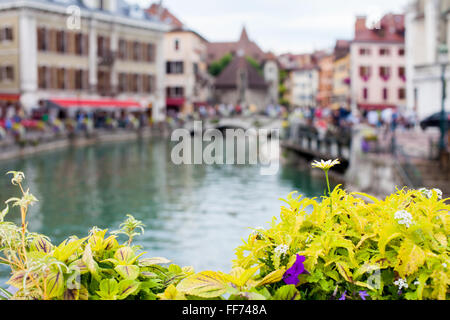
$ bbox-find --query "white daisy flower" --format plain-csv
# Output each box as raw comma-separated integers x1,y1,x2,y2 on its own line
274,244,289,256
311,159,340,171
394,278,409,290
394,210,414,228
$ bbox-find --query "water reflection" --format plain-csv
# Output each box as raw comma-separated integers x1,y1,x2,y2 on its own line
0,137,327,285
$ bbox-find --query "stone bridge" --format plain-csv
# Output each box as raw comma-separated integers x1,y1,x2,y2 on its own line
183,116,283,134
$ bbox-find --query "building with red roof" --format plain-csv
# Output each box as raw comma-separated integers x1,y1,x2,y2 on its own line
207,27,279,109
350,13,406,113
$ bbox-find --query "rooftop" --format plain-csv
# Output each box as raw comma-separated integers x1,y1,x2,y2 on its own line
354,13,405,43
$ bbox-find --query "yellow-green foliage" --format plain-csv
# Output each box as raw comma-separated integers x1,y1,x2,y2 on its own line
233,187,449,300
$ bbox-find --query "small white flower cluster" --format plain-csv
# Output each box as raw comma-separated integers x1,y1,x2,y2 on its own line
414,280,420,286
419,188,443,200
394,278,409,290
394,210,414,228
443,263,448,269
305,235,313,244
274,244,289,256
251,227,264,236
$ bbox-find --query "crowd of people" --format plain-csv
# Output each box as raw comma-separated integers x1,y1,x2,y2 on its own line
166,103,287,127
1,97,422,150
287,104,419,134
0,100,152,143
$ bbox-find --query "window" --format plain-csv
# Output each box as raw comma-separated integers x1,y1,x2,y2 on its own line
193,63,198,74
359,66,371,78
98,70,111,93
56,30,67,53
37,27,49,51
0,65,14,82
398,48,405,56
57,68,66,89
359,48,371,56
75,69,84,90
38,66,49,89
97,36,110,58
143,74,155,93
145,43,155,62
133,41,141,61
398,88,406,99
118,39,127,60
363,88,368,100
166,86,184,97
166,61,184,74
0,26,13,42
130,74,139,92
174,39,180,51
379,48,390,56
379,66,391,79
398,67,406,79
383,88,388,101
118,73,128,92
75,33,84,55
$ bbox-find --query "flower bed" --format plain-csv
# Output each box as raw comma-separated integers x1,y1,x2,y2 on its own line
0,165,448,300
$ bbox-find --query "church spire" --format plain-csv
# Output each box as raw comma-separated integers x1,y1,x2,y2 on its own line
239,25,250,42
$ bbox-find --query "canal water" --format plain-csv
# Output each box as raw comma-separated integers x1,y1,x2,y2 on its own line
0,136,327,286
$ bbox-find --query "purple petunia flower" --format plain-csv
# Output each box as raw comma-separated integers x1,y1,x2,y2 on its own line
282,255,307,286
339,291,347,300
359,291,369,300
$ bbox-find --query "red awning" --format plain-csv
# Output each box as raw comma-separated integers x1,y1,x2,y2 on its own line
0,93,20,102
166,98,185,107
358,104,397,111
193,101,208,107
49,98,143,109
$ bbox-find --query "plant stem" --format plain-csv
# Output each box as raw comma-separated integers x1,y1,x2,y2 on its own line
325,170,333,215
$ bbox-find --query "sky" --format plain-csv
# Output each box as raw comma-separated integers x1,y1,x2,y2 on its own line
128,0,411,54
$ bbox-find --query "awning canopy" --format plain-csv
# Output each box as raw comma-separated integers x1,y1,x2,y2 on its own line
358,103,397,111
166,98,185,107
48,98,144,111
0,93,20,102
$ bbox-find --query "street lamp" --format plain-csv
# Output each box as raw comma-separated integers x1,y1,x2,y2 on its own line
438,43,448,157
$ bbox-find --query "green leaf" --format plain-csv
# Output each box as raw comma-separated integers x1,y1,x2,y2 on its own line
63,288,79,300
0,205,9,222
395,239,426,277
168,264,182,274
6,270,35,289
114,247,138,265
96,279,119,300
139,257,171,266
31,236,53,253
115,265,140,280
44,269,64,299
53,238,85,262
0,287,13,299
118,280,140,299
272,285,301,300
176,271,230,298
255,268,286,287
82,244,101,281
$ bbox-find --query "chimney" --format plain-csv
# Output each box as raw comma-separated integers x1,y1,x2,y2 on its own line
355,16,367,33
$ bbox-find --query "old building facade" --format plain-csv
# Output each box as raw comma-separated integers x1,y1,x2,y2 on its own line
332,40,351,110
147,3,213,115
350,14,406,113
0,0,168,121
207,27,279,110
406,0,450,119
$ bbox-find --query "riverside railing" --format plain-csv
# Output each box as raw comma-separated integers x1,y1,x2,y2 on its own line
283,123,352,162
392,142,423,189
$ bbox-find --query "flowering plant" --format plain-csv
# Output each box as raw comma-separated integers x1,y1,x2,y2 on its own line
1,167,448,300
0,172,191,300
233,170,449,300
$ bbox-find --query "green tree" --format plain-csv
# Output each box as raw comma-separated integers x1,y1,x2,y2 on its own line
208,53,233,76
